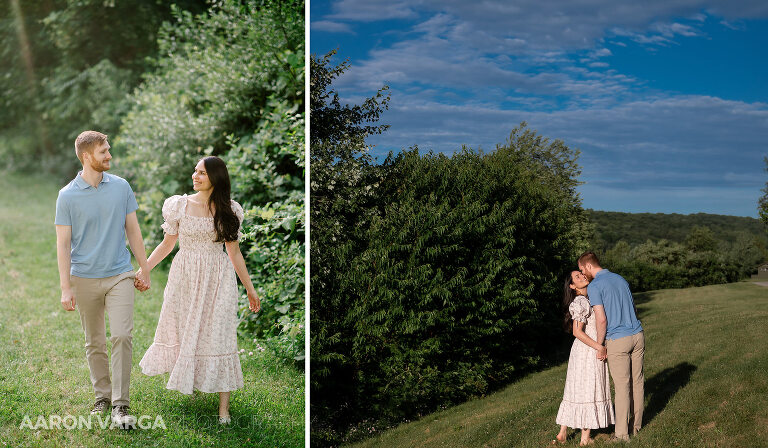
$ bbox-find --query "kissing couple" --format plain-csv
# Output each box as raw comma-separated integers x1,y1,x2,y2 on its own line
552,251,646,445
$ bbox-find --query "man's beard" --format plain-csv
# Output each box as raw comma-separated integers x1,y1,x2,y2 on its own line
90,159,110,172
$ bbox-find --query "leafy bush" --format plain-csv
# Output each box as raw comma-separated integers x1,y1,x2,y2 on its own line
117,0,304,363
334,138,590,425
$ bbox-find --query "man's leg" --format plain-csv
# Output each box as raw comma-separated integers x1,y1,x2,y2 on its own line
606,335,633,441
630,331,646,435
72,275,111,402
105,272,135,407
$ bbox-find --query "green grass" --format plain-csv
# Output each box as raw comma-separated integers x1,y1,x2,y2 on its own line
0,173,304,447
349,282,768,448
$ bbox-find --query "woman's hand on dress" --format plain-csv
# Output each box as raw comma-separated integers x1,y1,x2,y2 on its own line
247,290,261,313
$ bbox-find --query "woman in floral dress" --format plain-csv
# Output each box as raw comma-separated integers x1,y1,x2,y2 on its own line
137,156,261,424
553,270,614,445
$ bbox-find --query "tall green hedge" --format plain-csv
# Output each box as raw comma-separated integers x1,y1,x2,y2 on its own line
117,0,305,362
345,138,590,416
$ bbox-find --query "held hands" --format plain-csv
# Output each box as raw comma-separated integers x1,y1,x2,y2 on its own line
247,289,261,313
134,268,151,292
596,345,607,361
60,288,76,311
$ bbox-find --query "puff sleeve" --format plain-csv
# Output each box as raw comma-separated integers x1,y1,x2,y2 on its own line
568,296,591,323
231,199,244,241
160,195,184,235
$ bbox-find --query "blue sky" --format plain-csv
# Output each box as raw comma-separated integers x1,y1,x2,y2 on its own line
311,0,768,217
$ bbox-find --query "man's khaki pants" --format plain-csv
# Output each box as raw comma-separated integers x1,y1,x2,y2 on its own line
71,271,135,407
606,331,645,440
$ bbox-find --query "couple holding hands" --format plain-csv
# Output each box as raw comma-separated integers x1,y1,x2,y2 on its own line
55,131,261,428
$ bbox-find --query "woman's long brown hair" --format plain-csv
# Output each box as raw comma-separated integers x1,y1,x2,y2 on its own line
562,272,577,333
201,156,240,243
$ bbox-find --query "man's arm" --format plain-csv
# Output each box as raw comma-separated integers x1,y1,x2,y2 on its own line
593,304,607,345
125,211,150,290
593,304,608,360
56,225,75,311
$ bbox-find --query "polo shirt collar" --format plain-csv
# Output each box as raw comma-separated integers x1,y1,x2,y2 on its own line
74,171,110,190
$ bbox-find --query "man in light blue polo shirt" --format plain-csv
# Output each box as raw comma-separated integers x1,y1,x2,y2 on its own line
55,130,151,429
578,251,644,442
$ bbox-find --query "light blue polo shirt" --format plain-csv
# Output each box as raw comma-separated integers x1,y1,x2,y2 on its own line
587,269,643,340
54,172,138,278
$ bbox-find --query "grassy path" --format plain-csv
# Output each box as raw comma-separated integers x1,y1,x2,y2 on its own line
351,281,768,448
0,173,303,447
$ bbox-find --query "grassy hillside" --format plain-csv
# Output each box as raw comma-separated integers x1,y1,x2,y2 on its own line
350,281,768,448
586,209,767,248
0,173,304,447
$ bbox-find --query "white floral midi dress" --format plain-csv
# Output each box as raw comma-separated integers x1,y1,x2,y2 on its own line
139,194,244,394
556,295,615,429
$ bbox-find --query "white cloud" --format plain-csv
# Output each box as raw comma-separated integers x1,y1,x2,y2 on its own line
311,20,355,34
326,0,419,21
319,0,768,50
332,14,637,105
361,92,768,191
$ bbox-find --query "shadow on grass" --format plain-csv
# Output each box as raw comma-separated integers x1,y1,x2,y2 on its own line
633,290,662,321
643,362,697,425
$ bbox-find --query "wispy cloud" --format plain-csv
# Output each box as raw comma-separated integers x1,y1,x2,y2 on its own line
311,20,356,34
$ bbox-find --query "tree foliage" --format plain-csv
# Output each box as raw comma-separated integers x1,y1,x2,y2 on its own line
0,0,206,175
587,209,768,250
117,0,305,363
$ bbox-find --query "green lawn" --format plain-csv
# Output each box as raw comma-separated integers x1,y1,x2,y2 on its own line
350,281,768,448
0,173,304,447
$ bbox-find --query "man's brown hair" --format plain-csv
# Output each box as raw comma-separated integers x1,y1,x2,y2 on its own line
577,251,601,268
75,131,108,164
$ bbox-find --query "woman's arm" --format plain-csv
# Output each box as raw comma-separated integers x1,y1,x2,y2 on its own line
572,320,604,351
225,240,261,312
145,233,179,271
134,232,178,291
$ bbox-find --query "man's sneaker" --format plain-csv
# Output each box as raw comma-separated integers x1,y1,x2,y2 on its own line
90,398,111,415
111,405,136,429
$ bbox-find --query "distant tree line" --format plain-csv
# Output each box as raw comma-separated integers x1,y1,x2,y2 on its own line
589,212,767,292
587,209,768,249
